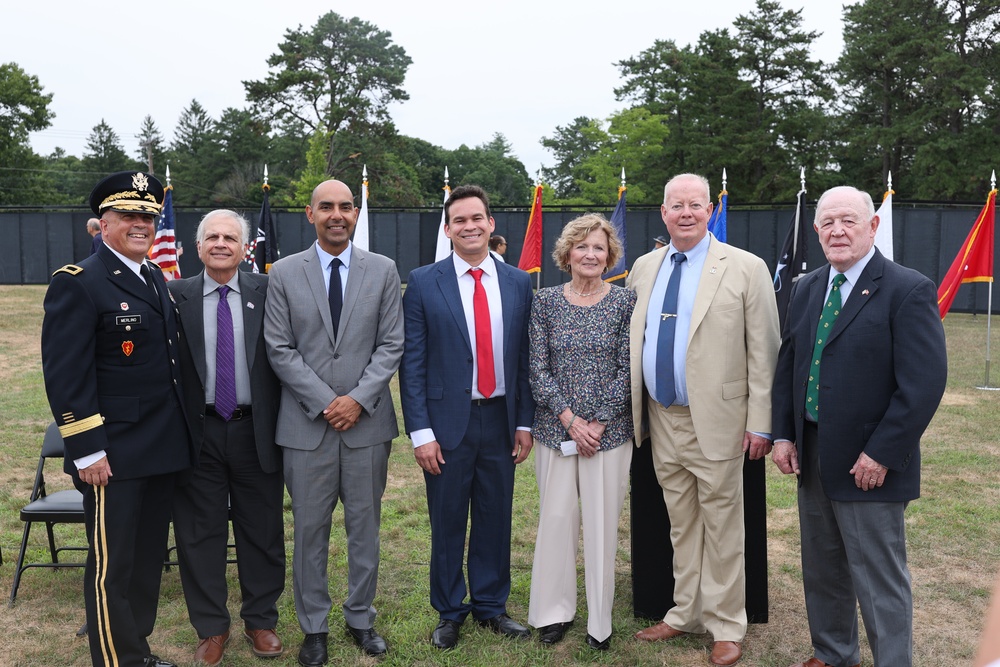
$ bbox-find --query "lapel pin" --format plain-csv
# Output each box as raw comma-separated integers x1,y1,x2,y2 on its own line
247,302,255,309
120,302,129,311
113,269,122,275
710,266,717,274
862,289,870,296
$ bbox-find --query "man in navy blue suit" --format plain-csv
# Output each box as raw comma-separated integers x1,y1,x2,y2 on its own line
400,185,535,649
771,185,947,667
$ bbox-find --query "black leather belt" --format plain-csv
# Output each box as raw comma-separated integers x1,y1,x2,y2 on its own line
206,405,253,420
471,396,504,407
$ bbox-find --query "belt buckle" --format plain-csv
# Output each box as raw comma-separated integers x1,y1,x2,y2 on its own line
230,407,245,420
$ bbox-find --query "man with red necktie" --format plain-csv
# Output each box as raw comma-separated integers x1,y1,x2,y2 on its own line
400,184,536,650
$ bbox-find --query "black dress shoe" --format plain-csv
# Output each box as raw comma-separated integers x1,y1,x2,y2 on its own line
477,613,531,639
144,656,177,667
298,633,328,667
346,625,388,657
586,633,611,651
430,619,462,649
538,621,572,645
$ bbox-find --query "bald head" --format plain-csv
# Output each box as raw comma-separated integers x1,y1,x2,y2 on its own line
310,180,354,208
306,180,359,256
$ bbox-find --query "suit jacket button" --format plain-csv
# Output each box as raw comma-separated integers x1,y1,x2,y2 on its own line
465,388,471,394
467,357,473,363
334,353,340,359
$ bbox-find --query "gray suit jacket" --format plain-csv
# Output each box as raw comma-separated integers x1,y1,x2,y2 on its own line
264,243,404,450
169,270,281,473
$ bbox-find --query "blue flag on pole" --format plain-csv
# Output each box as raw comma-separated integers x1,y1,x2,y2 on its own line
707,190,727,243
604,186,628,282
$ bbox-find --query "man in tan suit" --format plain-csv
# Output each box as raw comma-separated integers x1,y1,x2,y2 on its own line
628,173,779,666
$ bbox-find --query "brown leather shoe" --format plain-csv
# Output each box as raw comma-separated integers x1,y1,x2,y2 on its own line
710,640,742,666
244,628,284,658
789,659,860,667
194,630,230,666
634,621,688,642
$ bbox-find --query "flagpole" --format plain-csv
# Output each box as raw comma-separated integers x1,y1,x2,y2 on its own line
794,167,805,271
534,171,541,291
979,169,998,390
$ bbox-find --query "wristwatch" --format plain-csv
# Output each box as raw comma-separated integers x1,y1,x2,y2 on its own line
595,410,610,426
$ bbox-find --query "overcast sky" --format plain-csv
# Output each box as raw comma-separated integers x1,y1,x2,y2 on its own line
6,0,853,185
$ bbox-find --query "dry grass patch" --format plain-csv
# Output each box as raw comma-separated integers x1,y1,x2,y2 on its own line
0,287,997,666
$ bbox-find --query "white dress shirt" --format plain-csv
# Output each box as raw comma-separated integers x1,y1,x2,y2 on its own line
410,253,509,449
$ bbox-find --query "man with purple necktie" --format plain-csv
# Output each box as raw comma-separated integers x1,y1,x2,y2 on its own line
168,210,285,666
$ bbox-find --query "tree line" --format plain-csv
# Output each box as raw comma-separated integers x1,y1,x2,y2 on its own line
1,0,997,209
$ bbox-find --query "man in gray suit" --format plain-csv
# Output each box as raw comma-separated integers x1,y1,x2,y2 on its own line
169,210,285,666
771,186,947,667
264,179,404,665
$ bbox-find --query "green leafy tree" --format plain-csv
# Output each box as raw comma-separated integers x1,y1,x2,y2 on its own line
134,115,166,175
614,32,761,199
447,133,532,206
577,107,671,205
835,0,950,194
82,119,135,176
285,129,332,206
615,38,703,177
211,107,274,206
612,2,833,202
166,99,224,205
539,116,601,199
731,0,834,199
244,12,411,178
0,62,55,205
393,135,450,206
909,0,1000,198
44,147,91,205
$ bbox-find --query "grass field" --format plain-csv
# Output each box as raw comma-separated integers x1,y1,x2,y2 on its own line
0,284,997,666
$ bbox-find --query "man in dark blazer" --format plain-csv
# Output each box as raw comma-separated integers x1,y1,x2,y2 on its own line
400,185,535,650
41,171,192,667
168,210,285,666
86,217,103,255
771,186,947,667
264,179,403,664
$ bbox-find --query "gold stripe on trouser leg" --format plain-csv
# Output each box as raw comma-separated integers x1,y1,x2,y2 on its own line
93,484,119,667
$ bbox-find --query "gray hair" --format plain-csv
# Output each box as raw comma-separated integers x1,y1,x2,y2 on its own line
195,209,251,246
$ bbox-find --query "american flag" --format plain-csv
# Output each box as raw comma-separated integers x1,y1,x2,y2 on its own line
149,185,181,280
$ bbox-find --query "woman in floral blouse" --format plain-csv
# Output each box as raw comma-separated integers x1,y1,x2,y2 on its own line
526,214,635,651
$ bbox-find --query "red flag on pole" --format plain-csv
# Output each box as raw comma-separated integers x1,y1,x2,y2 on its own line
518,184,543,274
937,188,996,319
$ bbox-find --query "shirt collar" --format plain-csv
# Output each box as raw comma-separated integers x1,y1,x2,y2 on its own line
828,244,876,287
667,233,711,265
315,241,352,270
452,252,497,278
202,271,240,296
104,244,146,277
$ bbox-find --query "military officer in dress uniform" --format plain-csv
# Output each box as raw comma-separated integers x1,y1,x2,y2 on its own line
41,171,193,667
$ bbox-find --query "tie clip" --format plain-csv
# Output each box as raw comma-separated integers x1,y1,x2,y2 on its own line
661,313,677,320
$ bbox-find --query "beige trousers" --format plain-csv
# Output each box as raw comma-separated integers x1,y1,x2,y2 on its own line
647,399,747,642
527,441,632,642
